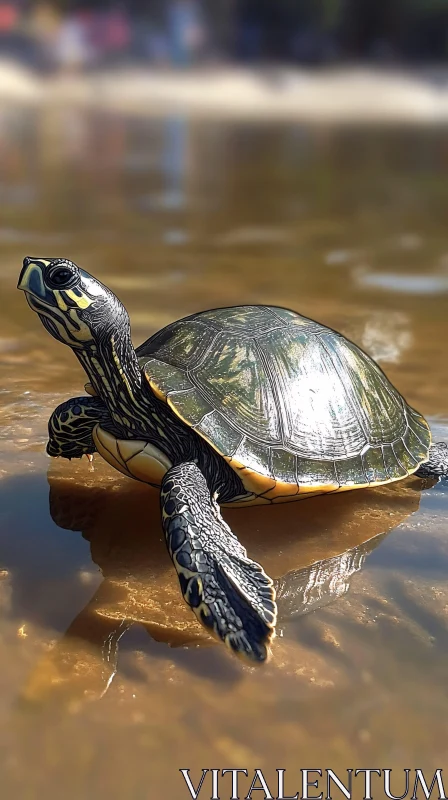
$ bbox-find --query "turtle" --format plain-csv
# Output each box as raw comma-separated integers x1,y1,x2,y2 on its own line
18,256,448,663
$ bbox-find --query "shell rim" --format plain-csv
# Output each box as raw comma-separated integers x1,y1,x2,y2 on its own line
145,372,432,491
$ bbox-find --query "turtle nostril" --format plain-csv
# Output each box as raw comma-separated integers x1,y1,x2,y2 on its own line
22,256,32,268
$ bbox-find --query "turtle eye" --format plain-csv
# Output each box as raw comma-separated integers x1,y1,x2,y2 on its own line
47,264,79,289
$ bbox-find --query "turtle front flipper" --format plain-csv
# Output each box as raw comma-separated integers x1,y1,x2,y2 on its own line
47,396,111,459
160,462,277,662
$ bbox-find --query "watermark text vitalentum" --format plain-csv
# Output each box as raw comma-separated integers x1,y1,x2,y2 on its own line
179,768,447,800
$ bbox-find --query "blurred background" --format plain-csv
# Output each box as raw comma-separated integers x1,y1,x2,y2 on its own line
0,0,447,70
0,3,448,799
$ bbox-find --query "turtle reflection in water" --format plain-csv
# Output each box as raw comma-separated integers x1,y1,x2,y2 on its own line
21,467,420,704
18,256,448,663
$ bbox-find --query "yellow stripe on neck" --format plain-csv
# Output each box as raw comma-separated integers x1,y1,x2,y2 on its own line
111,335,136,401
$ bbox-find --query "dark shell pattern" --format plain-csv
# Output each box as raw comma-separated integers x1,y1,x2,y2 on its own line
138,306,431,495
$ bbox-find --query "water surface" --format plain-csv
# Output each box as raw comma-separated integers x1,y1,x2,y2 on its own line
0,108,448,798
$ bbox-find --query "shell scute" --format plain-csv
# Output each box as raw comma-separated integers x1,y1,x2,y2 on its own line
196,411,244,457
167,388,213,426
193,332,281,443
392,439,418,472
139,319,217,369
382,443,408,480
143,358,192,399
296,457,338,489
362,446,388,484
233,437,272,478
271,449,296,483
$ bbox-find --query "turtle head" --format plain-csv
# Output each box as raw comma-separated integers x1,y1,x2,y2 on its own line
18,257,129,350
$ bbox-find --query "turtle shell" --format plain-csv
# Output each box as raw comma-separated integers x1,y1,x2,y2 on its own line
137,306,431,503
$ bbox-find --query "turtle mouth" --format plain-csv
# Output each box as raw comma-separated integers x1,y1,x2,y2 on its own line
24,292,67,342
25,291,57,318
38,312,61,340
18,259,57,308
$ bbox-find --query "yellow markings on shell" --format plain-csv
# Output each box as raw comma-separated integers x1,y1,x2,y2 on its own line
147,379,166,402
220,454,318,506
222,493,271,507
65,289,93,309
223,452,425,506
166,395,190,426
125,442,172,483
93,424,171,485
117,439,149,461
93,425,134,480
310,473,410,494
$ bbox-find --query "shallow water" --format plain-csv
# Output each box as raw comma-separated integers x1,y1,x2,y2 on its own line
0,107,448,798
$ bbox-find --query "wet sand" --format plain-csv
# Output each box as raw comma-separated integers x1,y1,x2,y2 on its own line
0,108,447,798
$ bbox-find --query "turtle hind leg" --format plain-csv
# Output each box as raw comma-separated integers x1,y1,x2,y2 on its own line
160,462,277,663
47,396,110,459
415,442,448,480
